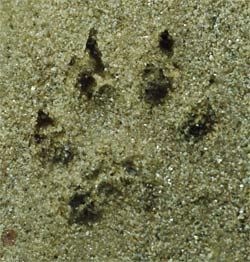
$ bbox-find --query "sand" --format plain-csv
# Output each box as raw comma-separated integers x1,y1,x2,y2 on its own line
0,0,250,261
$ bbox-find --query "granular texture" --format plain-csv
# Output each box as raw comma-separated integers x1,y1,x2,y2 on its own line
0,1,249,261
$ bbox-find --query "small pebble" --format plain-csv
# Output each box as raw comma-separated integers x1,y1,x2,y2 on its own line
1,229,17,246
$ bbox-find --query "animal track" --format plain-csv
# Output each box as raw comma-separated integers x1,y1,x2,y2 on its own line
180,99,216,141
142,64,172,105
85,28,105,73
76,69,96,100
159,29,174,56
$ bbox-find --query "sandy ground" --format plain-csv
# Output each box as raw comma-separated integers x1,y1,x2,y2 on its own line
0,0,250,261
